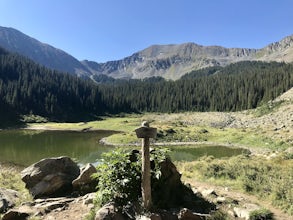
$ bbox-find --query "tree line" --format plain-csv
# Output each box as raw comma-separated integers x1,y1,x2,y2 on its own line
0,46,292,124
99,61,292,113
0,47,104,122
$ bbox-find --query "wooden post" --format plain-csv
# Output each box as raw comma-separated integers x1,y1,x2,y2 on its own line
135,121,157,210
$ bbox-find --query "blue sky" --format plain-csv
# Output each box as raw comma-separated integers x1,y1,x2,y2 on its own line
1,0,293,62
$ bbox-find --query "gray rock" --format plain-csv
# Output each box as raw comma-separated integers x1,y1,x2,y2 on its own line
178,208,209,220
201,189,217,197
21,156,80,198
82,192,96,205
0,188,18,213
72,163,97,193
2,205,34,220
95,202,126,220
138,214,162,220
233,203,261,220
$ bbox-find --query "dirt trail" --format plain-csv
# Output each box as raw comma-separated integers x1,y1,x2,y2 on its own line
185,178,292,220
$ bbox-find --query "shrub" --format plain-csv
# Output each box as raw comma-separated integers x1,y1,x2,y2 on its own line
92,148,169,209
249,208,274,220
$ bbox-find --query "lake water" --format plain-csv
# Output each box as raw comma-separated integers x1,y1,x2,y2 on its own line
0,129,117,167
0,129,246,167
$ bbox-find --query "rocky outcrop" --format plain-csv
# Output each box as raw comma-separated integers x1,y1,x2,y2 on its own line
21,156,80,198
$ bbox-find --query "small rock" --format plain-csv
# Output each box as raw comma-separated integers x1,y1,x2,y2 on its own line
138,214,162,220
233,203,261,220
82,192,96,205
215,196,226,204
178,208,208,220
285,147,293,154
2,205,35,220
0,188,18,213
95,202,126,220
201,189,217,197
72,163,97,193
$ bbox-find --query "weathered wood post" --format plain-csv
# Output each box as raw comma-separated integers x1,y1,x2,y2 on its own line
135,121,157,210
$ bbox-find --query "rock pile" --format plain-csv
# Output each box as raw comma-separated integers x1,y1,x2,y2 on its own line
1,156,97,220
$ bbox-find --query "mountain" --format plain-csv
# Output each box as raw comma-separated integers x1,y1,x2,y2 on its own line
85,35,293,80
0,26,91,77
1,26,293,80
82,44,258,80
256,34,293,63
1,45,292,124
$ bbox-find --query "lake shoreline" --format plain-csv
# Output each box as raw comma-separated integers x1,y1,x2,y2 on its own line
22,125,120,133
24,124,270,155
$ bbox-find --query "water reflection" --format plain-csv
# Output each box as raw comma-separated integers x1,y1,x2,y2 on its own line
0,129,116,166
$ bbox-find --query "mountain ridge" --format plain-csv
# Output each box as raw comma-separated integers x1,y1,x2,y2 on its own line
0,26,293,80
0,26,91,77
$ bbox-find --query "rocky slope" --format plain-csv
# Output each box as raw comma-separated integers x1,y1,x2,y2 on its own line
86,34,293,80
0,26,90,77
1,26,293,80
82,43,257,80
257,34,293,63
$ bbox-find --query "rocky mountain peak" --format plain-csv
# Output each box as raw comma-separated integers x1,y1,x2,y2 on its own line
262,34,293,53
1,26,293,80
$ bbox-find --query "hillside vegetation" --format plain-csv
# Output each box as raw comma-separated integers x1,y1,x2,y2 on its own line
1,46,292,125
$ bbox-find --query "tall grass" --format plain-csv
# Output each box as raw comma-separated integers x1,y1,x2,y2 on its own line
0,163,32,205
178,153,293,215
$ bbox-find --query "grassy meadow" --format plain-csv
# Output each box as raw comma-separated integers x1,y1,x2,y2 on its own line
1,104,292,217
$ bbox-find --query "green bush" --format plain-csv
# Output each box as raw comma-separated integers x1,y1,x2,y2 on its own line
92,148,169,209
249,208,274,220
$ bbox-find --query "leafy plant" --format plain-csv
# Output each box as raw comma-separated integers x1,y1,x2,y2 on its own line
249,208,274,220
92,148,170,209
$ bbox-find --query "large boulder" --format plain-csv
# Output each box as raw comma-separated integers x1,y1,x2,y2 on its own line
21,156,80,198
152,157,214,213
0,188,18,213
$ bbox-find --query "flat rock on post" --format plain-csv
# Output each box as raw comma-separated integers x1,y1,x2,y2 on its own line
135,126,157,139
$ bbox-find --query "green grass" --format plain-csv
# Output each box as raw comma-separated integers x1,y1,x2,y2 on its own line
27,115,142,132
177,154,293,215
253,100,284,117
26,112,289,151
0,164,32,207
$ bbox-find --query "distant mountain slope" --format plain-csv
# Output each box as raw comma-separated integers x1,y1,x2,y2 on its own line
0,26,90,77
83,35,293,80
82,44,257,80
256,35,293,63
1,26,293,80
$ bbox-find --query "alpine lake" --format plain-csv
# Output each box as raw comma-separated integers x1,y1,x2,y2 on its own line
0,129,247,167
